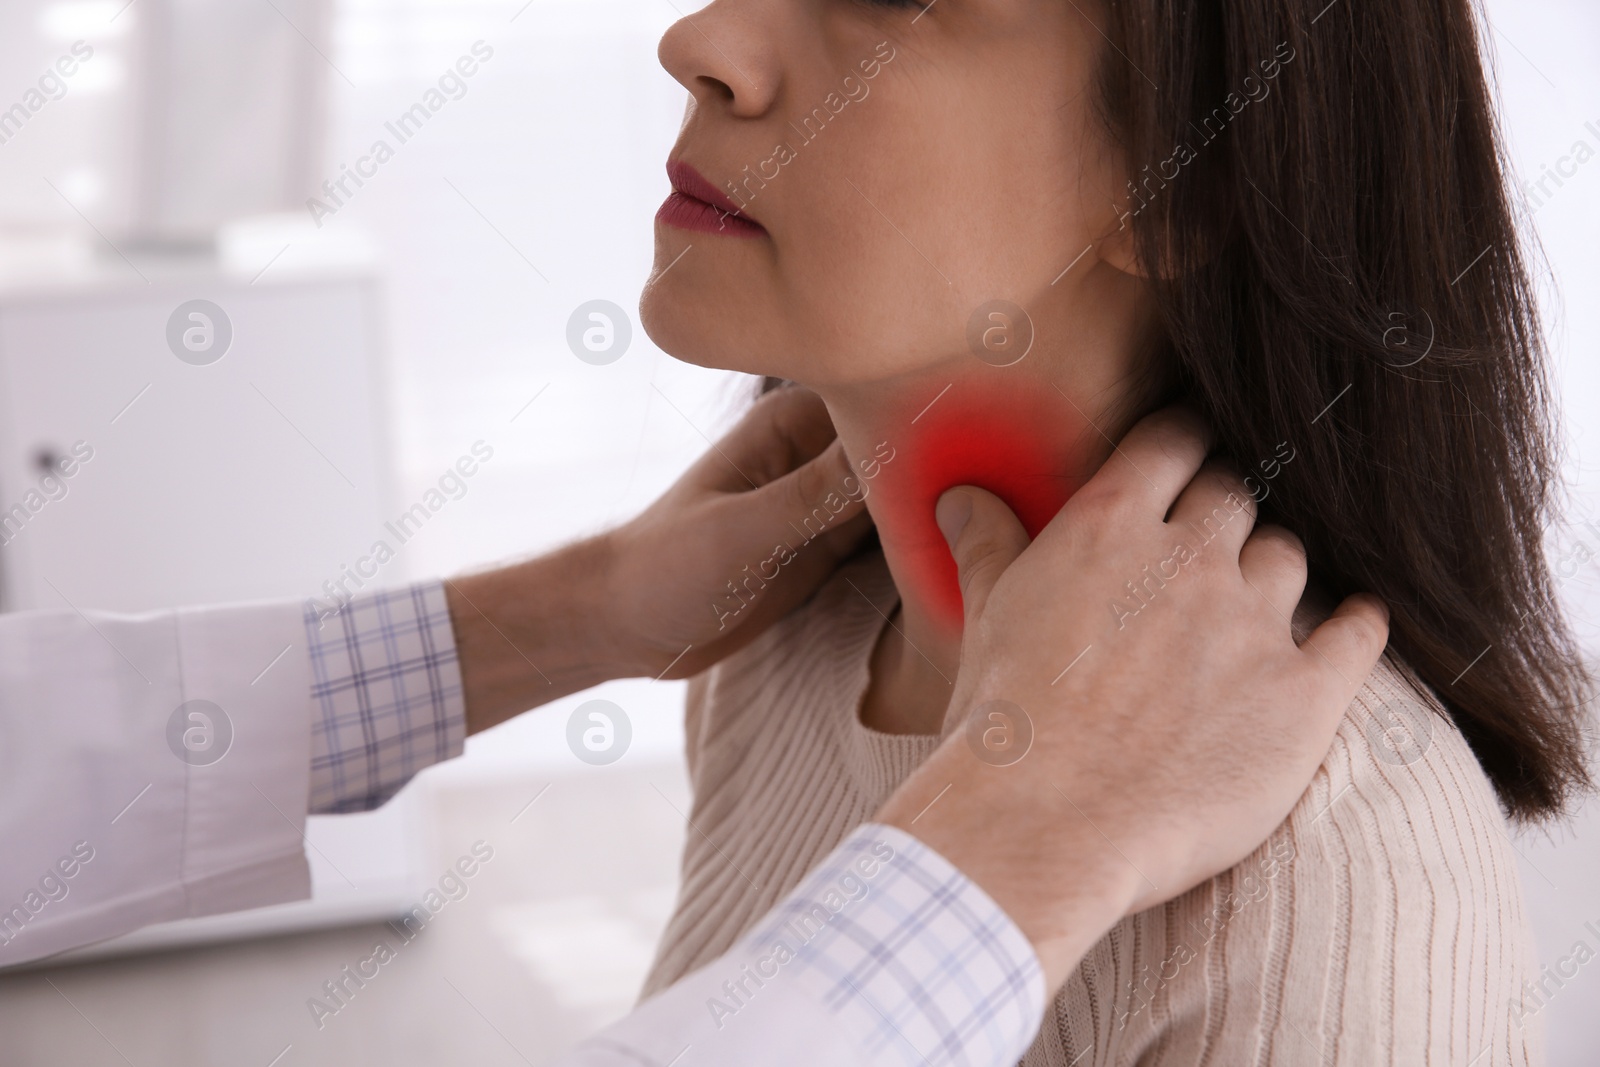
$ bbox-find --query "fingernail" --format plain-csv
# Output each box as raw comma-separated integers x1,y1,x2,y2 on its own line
936,490,972,547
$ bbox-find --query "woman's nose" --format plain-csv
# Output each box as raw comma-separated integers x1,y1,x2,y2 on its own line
657,0,782,119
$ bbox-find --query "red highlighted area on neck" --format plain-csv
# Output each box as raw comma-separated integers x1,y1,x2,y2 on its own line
867,379,1088,633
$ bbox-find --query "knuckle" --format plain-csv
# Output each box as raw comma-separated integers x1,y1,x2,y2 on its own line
1146,404,1210,452
956,540,1005,598
1202,462,1251,507
1255,522,1305,555
960,531,1008,573
1074,479,1142,525
1348,611,1387,653
1157,420,1205,462
786,460,822,513
1253,528,1307,576
1188,533,1233,577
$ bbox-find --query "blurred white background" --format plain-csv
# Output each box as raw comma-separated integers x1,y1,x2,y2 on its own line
0,0,1593,1064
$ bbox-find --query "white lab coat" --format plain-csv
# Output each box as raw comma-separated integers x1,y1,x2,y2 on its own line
0,601,1010,1066
0,600,312,966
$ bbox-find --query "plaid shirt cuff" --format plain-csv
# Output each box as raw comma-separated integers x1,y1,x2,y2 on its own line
740,823,1047,1066
304,581,466,814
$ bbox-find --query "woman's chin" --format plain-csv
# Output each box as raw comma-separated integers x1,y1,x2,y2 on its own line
639,292,773,376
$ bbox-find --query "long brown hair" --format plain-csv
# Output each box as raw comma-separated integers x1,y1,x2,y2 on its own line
1092,0,1592,820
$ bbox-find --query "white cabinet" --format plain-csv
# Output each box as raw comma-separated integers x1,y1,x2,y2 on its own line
0,267,394,612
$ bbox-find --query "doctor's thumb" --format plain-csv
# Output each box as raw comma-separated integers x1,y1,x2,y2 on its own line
936,486,1029,625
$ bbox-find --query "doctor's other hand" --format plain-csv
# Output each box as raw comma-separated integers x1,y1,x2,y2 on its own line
874,406,1391,993
604,384,873,677
448,385,871,734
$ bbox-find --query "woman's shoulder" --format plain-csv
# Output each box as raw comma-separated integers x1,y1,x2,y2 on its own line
1276,587,1515,866
1295,640,1515,884
1237,649,1539,1056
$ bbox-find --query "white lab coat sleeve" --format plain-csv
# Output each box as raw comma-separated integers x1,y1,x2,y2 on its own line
557,824,1047,1067
0,598,313,967
562,956,867,1067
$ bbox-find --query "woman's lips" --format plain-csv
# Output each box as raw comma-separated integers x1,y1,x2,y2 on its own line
658,160,767,238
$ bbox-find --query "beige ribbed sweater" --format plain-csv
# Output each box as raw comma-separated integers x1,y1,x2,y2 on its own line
642,550,1544,1065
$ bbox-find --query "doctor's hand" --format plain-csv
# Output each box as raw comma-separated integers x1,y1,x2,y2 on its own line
447,385,872,734
874,406,1391,993
601,384,875,678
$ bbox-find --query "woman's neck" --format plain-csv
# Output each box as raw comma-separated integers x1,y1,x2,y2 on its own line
823,363,1132,698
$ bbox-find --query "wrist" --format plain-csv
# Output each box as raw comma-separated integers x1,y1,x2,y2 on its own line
876,746,1142,991
449,536,631,734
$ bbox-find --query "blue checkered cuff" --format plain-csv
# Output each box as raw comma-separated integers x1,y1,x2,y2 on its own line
738,823,1046,1066
304,581,466,814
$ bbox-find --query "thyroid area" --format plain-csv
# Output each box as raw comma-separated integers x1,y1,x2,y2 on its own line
871,381,1087,630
